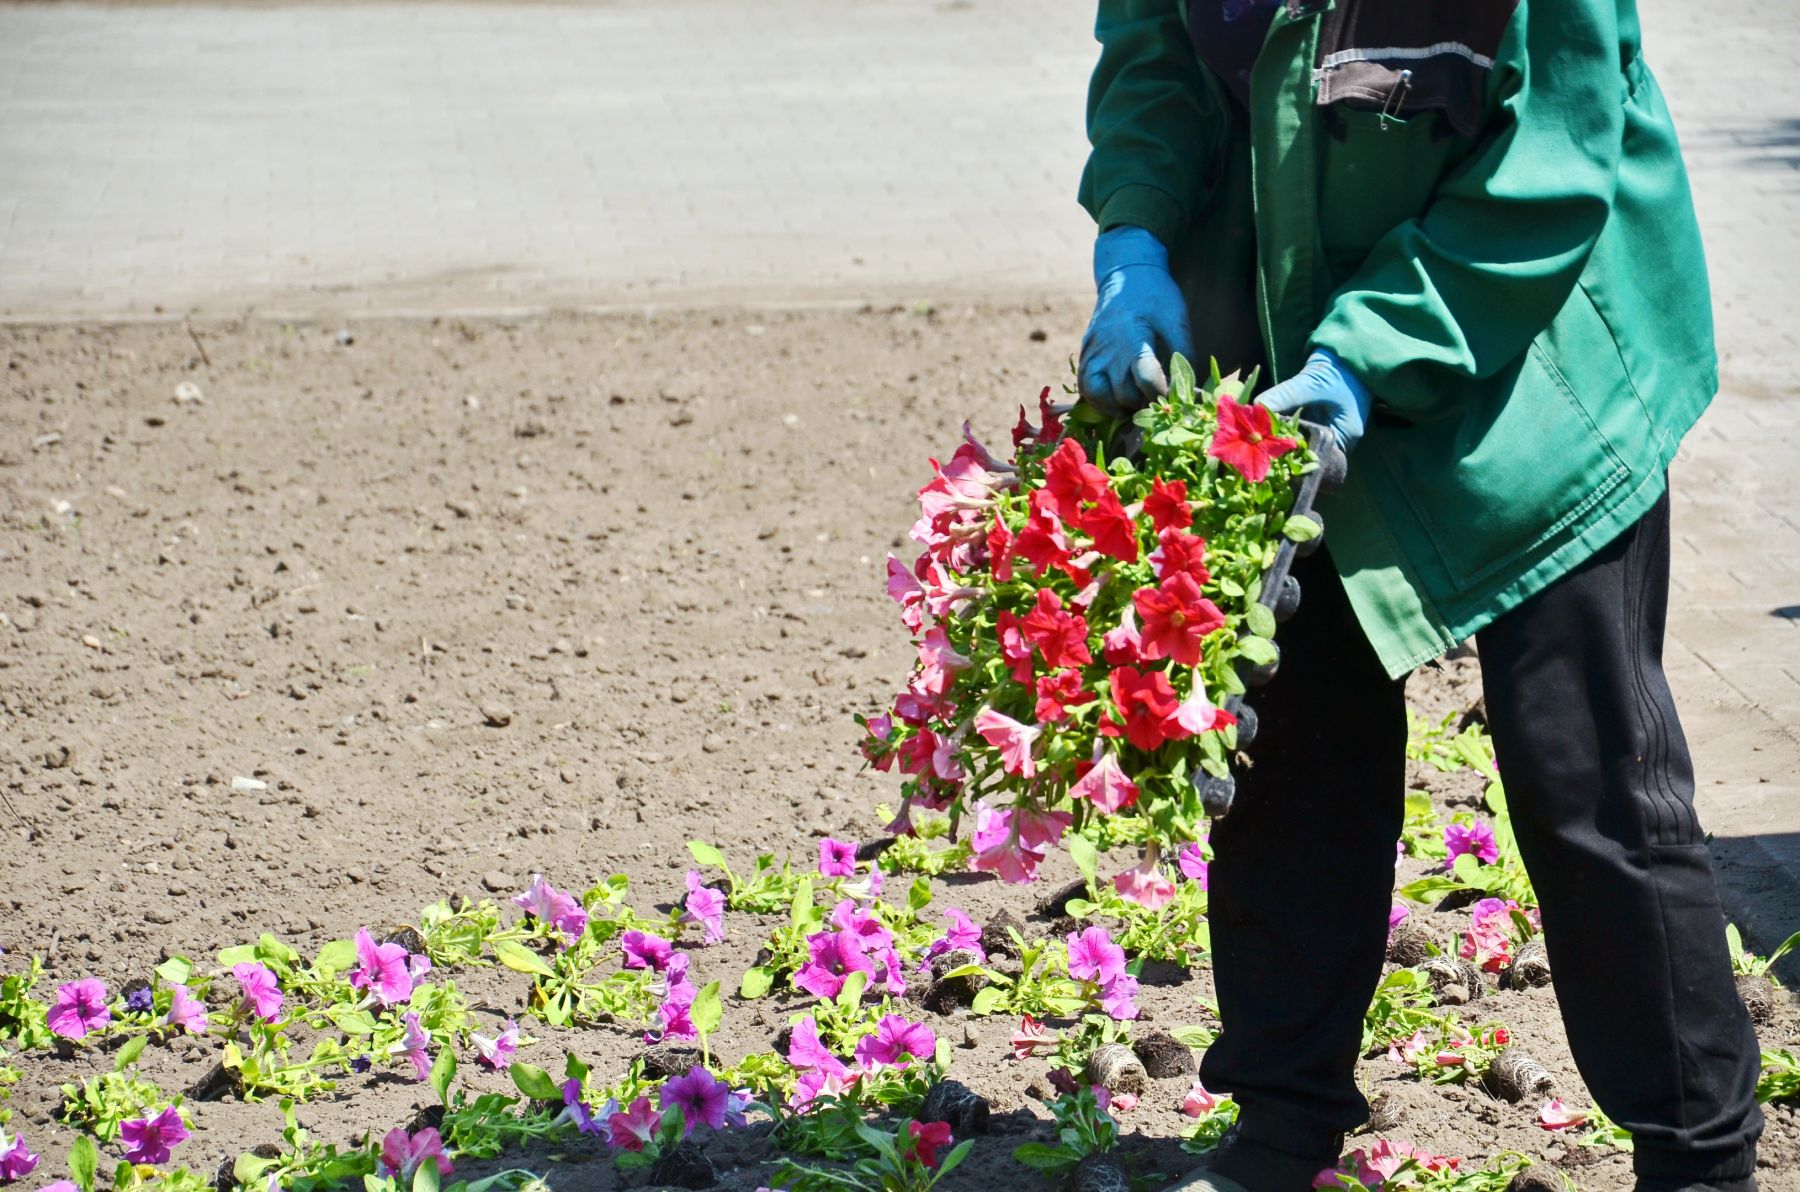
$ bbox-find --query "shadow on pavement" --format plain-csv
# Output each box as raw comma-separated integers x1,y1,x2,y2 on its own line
1711,831,1800,985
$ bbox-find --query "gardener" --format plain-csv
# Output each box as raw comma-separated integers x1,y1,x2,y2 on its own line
1076,2,1762,1190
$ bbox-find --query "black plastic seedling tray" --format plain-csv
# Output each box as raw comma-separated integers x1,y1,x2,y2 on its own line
1198,420,1345,818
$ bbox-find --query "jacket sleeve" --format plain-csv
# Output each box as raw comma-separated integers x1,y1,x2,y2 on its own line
1078,0,1223,249
1308,0,1625,419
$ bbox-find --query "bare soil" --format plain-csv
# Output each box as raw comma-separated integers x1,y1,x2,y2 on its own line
2,308,1796,1189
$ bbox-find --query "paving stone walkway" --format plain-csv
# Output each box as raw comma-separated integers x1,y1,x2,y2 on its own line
2,0,1798,953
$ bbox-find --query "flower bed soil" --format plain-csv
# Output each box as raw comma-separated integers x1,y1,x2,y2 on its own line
1,309,1796,1190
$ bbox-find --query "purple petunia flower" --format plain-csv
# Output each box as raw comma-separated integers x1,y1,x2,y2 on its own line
661,1065,730,1132
682,870,726,945
621,929,675,972
350,1055,373,1074
47,979,111,1040
119,1106,189,1165
472,1020,520,1070
233,962,283,1022
818,838,859,878
793,930,875,1001
512,874,588,944
391,1011,431,1081
379,1127,452,1180
922,908,985,967
0,1127,40,1181
123,986,154,1015
1178,842,1209,888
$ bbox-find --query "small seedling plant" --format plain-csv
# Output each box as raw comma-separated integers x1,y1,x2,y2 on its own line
1012,1086,1120,1177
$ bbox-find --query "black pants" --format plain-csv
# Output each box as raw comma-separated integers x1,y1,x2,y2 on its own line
1198,488,1763,1188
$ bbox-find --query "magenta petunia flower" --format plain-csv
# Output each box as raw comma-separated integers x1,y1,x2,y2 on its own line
1071,752,1139,815
1177,842,1209,887
1388,902,1410,933
163,983,207,1034
787,1016,850,1078
119,1106,189,1165
661,1065,731,1132
794,929,876,1001
1445,820,1500,867
852,1014,936,1070
379,1126,453,1179
682,870,726,944
1537,1098,1588,1131
609,1095,660,1151
818,838,859,878
1181,1081,1223,1117
1066,927,1126,985
472,1020,519,1070
621,930,675,972
233,962,283,1022
1100,972,1141,1021
350,928,415,1008
922,908,985,966
557,1078,602,1135
391,1011,431,1081
0,1127,40,1181
47,979,111,1040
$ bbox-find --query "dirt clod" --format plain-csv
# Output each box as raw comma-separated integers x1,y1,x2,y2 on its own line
1069,1153,1131,1192
1506,941,1553,990
640,1044,705,1080
1131,1031,1196,1080
1421,954,1484,1004
1386,921,1436,968
1486,1048,1555,1103
922,1078,991,1135
480,701,513,728
1084,1043,1147,1098
1738,973,1778,1025
981,910,1027,957
649,1138,718,1189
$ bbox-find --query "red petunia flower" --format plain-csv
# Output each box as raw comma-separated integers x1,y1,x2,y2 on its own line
1034,668,1094,723
1143,477,1192,534
1012,491,1074,578
1020,588,1093,670
986,520,1014,582
1208,394,1297,483
905,1120,955,1170
994,611,1035,685
1109,667,1183,752
1043,439,1110,524
1077,489,1140,562
1149,527,1209,585
1132,573,1226,666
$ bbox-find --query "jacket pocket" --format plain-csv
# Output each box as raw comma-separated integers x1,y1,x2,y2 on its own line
1372,298,1630,592
1317,107,1456,282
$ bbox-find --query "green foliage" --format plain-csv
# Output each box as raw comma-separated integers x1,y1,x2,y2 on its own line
59,1046,176,1141
968,931,1086,1018
1361,968,1445,1055
774,1117,973,1192
1179,1093,1239,1157
1400,791,1448,862
0,957,54,1049
1576,1104,1634,1152
1406,711,1495,773
1013,1086,1119,1174
687,840,812,914
230,1099,379,1191
1757,1048,1800,1105
1727,924,1800,983
1066,870,1209,963
1398,779,1536,909
875,833,973,877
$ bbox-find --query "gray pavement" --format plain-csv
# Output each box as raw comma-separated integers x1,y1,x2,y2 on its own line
3,0,1800,949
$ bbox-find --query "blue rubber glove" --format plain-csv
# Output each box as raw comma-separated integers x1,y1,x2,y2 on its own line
1078,226,1196,418
1257,348,1374,454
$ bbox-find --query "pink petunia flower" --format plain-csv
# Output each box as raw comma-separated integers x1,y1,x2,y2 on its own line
513,874,588,944
1071,751,1139,814
1099,972,1140,1021
379,1127,453,1180
662,1065,731,1133
350,928,415,1008
1113,860,1176,910
852,1015,936,1070
609,1095,660,1151
1066,927,1126,985
47,979,111,1040
1387,1029,1431,1065
1445,820,1500,867
472,1020,520,1070
1181,1081,1223,1117
233,962,283,1022
163,983,207,1035
119,1106,189,1165
1010,1015,1056,1060
922,908,985,966
969,803,1048,884
683,870,726,944
974,709,1041,778
1538,1098,1589,1131
818,838,859,878
0,1128,39,1182
391,1011,431,1081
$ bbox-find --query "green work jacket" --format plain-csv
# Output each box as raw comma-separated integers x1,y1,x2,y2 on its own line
1078,0,1715,677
